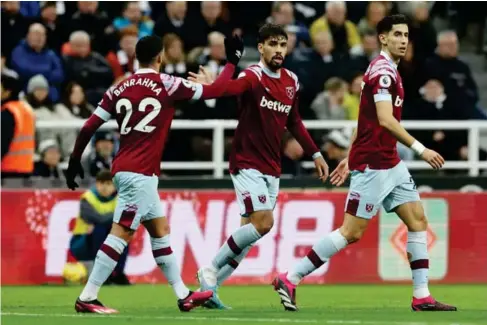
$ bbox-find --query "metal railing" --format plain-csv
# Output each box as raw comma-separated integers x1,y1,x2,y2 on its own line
36,119,487,177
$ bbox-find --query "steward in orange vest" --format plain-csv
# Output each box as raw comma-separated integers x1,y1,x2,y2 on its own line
1,74,35,178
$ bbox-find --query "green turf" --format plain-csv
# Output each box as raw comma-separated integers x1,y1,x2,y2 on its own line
2,284,486,325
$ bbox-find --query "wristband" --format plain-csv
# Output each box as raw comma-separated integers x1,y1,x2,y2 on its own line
312,152,323,159
411,140,426,155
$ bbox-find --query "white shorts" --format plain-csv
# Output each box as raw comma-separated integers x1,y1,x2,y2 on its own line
230,168,280,217
112,171,164,230
345,161,420,219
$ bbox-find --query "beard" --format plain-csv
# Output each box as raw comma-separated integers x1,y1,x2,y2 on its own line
265,56,284,71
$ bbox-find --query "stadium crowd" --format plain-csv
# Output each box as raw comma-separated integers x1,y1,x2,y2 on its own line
1,1,486,179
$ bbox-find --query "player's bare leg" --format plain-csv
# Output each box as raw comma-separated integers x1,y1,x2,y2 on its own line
199,217,252,309
273,213,369,311
76,223,134,314
144,217,213,312
198,210,273,309
395,202,457,311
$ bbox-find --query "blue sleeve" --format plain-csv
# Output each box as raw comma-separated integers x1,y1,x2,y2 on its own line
10,46,28,78
48,51,64,84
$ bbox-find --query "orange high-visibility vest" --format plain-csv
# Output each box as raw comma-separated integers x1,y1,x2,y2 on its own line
1,101,35,173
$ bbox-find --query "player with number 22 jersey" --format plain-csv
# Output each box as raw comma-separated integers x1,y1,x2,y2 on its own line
65,35,244,314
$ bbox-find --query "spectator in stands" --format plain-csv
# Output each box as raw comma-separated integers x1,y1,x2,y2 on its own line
89,132,115,177
410,79,475,161
106,26,138,82
153,2,191,50
1,73,34,179
350,30,380,74
399,42,422,105
69,169,130,285
343,73,363,120
24,75,77,156
267,2,310,45
309,1,361,56
11,23,64,102
306,32,346,105
56,82,95,119
423,31,479,112
161,33,189,79
189,1,231,51
37,1,66,54
33,139,62,178
311,77,349,120
357,2,387,36
409,1,437,63
63,31,114,106
1,1,30,61
69,1,116,55
113,2,154,39
320,129,351,172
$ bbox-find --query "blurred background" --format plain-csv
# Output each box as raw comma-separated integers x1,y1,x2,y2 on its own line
1,1,486,286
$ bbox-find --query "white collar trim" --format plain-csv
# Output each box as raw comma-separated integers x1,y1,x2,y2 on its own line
380,50,398,69
135,68,158,74
258,61,280,78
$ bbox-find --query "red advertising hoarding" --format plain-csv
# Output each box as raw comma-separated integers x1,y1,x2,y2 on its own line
1,190,486,285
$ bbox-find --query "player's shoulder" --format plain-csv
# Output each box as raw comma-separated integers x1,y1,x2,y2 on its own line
282,68,300,91
365,55,398,83
238,64,263,81
159,72,186,96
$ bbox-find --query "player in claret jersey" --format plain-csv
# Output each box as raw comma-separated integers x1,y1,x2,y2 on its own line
273,15,457,312
190,24,329,309
65,35,244,313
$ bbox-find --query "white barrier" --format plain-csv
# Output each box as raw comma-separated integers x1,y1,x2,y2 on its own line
36,119,487,177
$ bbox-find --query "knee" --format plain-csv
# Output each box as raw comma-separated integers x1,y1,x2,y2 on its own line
339,226,365,244
251,211,274,235
407,214,428,232
111,223,135,243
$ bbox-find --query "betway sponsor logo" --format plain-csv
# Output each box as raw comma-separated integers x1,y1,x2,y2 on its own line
394,96,403,107
260,97,291,114
45,199,334,278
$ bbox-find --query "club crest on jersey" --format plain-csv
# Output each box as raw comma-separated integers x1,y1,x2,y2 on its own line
258,195,267,203
365,203,374,213
286,86,295,99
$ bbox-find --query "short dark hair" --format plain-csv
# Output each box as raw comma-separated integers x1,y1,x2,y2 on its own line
376,14,409,35
135,36,163,65
96,169,113,183
258,23,288,44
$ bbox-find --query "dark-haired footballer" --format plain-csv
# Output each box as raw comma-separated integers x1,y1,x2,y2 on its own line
65,34,245,313
193,23,329,309
273,15,456,312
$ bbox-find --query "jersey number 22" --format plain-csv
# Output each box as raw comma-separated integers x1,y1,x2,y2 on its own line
116,98,161,135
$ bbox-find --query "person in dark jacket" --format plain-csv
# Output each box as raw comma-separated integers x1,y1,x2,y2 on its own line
63,31,114,106
1,1,31,61
33,139,62,178
11,23,64,101
422,31,479,111
69,170,130,285
88,132,115,178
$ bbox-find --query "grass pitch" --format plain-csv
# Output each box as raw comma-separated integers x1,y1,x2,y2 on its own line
2,284,486,325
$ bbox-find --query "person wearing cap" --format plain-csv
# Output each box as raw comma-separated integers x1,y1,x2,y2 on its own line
321,129,351,172
70,169,130,285
89,132,115,177
25,74,77,156
33,139,62,178
1,73,35,178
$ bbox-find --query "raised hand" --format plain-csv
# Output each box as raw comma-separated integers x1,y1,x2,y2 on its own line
188,65,215,85
224,35,244,65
